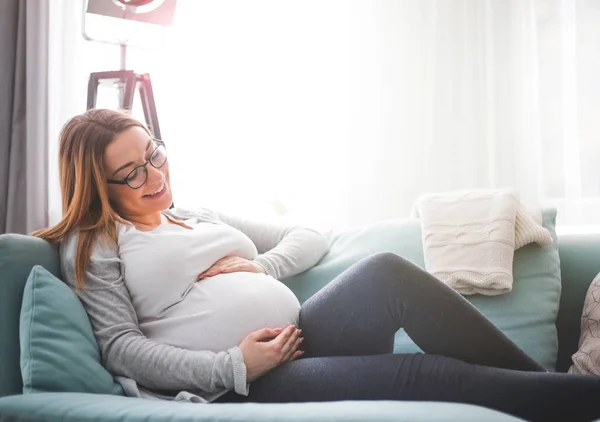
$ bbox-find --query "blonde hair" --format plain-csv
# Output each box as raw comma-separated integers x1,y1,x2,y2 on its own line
32,109,151,289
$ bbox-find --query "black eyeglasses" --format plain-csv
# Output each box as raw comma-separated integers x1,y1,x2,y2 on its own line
107,141,168,189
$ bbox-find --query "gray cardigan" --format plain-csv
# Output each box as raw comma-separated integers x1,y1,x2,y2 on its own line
59,207,330,402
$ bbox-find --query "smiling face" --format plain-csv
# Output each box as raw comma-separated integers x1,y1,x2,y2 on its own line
104,126,173,219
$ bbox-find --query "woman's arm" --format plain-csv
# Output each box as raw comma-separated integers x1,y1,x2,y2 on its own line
59,232,248,394
208,209,330,280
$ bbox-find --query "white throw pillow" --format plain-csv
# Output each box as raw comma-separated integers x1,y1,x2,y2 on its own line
569,273,600,374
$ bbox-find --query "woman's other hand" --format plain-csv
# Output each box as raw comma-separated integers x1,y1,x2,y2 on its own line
198,256,266,280
239,325,304,382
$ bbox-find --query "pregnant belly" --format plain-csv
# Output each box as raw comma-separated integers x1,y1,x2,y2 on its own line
139,272,301,352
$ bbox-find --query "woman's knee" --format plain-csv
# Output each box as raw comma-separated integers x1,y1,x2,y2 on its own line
360,251,416,273
355,251,435,294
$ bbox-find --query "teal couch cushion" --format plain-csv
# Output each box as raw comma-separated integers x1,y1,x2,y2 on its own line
20,265,123,395
0,234,62,398
283,209,561,371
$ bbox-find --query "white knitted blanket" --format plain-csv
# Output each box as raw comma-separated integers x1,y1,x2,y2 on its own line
412,188,552,296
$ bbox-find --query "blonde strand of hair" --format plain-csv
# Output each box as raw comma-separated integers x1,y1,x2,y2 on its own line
32,109,150,289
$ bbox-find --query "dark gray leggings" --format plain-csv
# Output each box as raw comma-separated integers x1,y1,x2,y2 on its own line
218,252,600,422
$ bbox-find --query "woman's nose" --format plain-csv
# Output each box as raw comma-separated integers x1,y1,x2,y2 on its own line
146,163,165,183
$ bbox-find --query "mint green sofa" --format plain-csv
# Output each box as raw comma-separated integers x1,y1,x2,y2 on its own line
0,224,599,422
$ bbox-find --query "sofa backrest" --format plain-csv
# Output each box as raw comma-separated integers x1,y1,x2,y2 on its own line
556,233,600,372
0,234,61,398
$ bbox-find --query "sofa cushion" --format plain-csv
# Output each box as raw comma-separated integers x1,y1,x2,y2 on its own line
20,265,123,395
0,234,61,398
282,208,561,371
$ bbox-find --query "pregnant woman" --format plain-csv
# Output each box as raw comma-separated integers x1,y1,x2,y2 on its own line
34,109,600,422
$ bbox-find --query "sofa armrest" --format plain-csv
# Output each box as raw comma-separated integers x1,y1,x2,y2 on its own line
0,393,523,422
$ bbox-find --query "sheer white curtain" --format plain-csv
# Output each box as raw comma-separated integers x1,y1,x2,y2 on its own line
50,0,600,231
47,0,119,225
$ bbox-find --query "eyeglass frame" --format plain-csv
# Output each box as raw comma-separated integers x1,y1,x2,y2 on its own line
106,139,167,190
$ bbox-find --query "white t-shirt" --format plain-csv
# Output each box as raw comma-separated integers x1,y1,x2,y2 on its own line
118,217,301,353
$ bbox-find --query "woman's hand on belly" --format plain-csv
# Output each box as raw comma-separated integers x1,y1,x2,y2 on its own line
197,256,266,280
239,324,304,382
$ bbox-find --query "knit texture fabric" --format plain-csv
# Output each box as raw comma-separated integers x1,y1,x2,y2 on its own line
413,188,552,296
514,204,553,249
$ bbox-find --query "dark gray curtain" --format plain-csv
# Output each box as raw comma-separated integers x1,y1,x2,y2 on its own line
0,0,49,235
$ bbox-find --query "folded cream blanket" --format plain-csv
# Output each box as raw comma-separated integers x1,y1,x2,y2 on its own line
412,188,552,296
